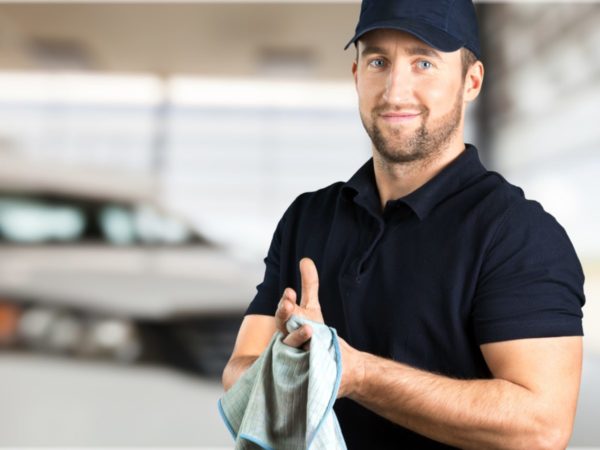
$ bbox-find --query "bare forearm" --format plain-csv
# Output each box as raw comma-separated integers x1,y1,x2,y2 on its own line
221,355,258,391
349,352,562,450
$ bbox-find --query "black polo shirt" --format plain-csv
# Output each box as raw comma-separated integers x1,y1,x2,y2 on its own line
245,144,585,449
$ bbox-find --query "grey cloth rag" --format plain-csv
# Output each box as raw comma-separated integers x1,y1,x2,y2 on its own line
218,315,347,450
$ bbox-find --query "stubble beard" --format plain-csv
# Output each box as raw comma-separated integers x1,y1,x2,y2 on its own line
360,88,464,165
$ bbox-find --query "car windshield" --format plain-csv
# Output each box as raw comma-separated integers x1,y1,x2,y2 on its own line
0,195,204,246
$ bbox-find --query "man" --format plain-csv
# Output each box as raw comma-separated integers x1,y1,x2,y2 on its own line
222,0,586,448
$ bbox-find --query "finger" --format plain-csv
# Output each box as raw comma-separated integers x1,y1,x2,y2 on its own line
277,288,296,314
299,257,320,309
282,324,312,348
285,287,297,303
275,288,296,332
275,298,293,324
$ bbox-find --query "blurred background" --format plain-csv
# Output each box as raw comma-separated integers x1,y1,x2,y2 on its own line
0,1,598,448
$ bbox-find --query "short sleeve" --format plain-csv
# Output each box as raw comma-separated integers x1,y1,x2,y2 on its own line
472,199,586,345
244,199,296,317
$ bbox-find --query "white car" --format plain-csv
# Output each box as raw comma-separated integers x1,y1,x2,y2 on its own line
0,193,261,377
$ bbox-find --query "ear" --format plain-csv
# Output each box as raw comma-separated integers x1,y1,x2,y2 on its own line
463,60,484,103
352,59,358,91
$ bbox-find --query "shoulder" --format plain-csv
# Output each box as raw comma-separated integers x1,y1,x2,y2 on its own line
472,175,585,344
482,171,569,245
282,181,346,220
479,170,528,215
476,171,585,294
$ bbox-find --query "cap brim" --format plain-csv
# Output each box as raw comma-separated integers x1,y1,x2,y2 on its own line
344,18,464,53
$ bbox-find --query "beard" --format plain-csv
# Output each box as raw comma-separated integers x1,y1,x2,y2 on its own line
360,88,464,164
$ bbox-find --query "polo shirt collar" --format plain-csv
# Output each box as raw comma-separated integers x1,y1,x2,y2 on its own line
341,144,487,220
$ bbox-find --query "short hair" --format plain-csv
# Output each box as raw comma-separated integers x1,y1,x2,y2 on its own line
460,48,478,79
354,44,478,80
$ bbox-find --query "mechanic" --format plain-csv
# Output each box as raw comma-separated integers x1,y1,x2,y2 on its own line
222,0,586,448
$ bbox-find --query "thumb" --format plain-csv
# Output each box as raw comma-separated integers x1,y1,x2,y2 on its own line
299,257,320,309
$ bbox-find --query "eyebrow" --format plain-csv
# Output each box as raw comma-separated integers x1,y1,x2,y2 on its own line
360,46,387,58
360,45,443,60
405,46,442,60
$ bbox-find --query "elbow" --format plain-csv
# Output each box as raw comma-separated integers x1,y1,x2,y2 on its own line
221,354,259,393
530,418,573,450
539,428,571,450
221,359,233,392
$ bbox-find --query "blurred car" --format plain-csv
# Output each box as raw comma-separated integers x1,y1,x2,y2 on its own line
0,192,262,377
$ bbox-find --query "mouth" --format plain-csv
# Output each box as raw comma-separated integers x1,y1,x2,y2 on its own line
379,112,422,124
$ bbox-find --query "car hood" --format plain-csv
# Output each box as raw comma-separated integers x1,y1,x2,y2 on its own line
0,245,263,319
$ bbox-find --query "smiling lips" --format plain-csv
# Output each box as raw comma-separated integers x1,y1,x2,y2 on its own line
380,111,422,123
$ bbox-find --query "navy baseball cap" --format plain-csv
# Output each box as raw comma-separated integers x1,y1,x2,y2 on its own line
344,0,481,60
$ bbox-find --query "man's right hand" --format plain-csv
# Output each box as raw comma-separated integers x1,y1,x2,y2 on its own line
275,257,325,349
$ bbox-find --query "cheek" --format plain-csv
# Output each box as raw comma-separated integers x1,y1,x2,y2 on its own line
357,76,385,108
356,81,375,110
419,78,460,109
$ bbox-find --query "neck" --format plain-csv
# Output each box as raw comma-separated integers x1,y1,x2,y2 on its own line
373,138,467,211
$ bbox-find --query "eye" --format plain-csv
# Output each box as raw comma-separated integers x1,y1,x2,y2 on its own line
417,60,433,70
368,58,386,69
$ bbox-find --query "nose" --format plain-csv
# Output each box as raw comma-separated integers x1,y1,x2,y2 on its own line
383,63,414,105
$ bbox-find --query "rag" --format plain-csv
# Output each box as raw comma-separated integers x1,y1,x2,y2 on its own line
218,315,347,450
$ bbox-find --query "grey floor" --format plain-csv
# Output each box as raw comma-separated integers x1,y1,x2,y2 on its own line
0,351,598,448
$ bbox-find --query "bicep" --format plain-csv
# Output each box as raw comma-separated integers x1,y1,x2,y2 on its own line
481,336,582,422
229,314,278,360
